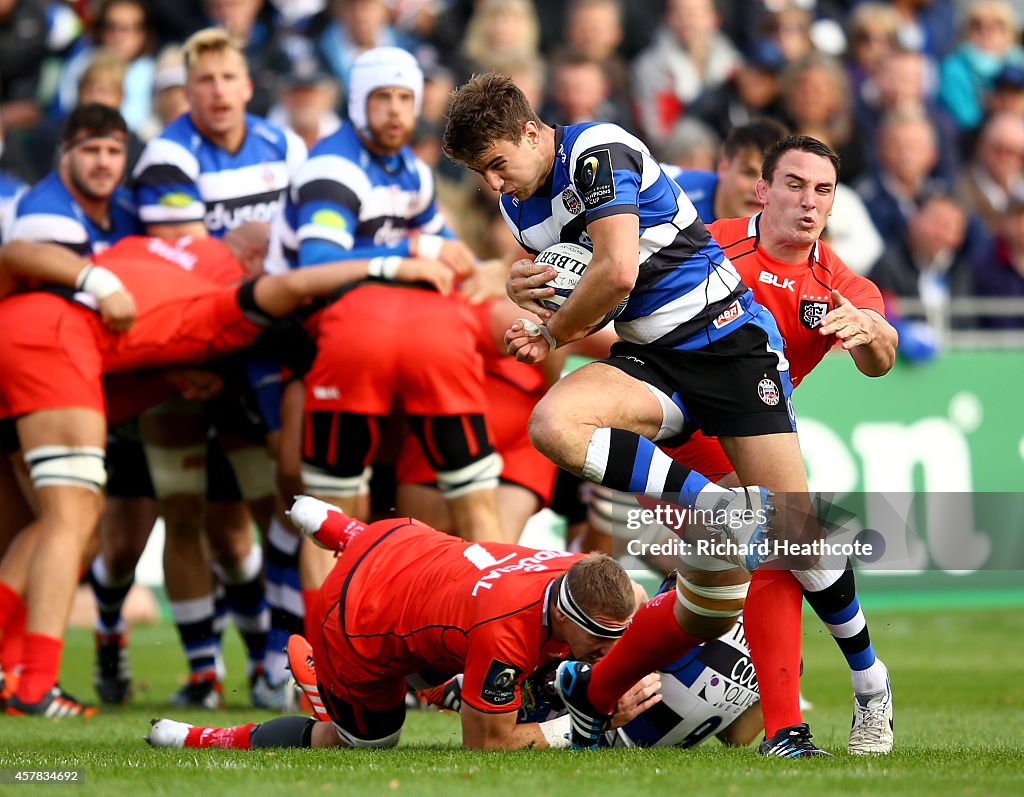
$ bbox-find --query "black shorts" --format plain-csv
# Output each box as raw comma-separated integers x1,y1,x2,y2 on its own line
604,320,795,438
106,422,156,499
0,418,18,455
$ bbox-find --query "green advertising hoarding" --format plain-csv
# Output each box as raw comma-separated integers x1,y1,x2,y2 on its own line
794,350,1024,600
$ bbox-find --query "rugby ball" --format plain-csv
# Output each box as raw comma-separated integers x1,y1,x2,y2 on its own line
535,241,629,320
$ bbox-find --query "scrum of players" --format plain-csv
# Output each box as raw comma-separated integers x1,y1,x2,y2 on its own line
0,41,895,758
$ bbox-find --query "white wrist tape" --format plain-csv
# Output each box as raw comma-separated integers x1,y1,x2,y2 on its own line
416,234,445,260
519,318,557,350
76,265,125,300
539,715,572,748
368,256,402,281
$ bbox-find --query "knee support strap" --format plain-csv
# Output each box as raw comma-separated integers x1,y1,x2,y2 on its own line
25,445,107,493
675,575,749,619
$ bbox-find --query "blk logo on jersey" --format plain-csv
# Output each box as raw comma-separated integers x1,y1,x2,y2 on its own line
575,149,615,209
758,270,795,292
481,659,521,706
561,187,582,216
800,299,829,330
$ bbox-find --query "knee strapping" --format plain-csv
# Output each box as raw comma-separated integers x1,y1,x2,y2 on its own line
333,724,401,749
224,445,276,501
25,445,106,492
436,452,502,499
143,442,207,498
301,464,371,498
676,576,749,618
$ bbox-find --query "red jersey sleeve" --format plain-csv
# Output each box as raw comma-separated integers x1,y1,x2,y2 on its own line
460,622,535,714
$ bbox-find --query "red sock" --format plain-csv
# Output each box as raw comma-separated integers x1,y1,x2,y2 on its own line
0,582,20,630
588,590,702,714
185,723,255,749
0,600,27,674
15,633,63,704
302,589,319,642
744,568,804,737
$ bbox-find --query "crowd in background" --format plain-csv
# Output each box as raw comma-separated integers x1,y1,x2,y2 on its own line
4,0,1024,337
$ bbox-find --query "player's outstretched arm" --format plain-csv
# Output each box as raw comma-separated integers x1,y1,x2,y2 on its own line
0,240,137,330
818,290,898,377
252,256,455,318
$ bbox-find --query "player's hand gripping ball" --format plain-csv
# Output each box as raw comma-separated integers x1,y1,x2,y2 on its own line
535,241,629,322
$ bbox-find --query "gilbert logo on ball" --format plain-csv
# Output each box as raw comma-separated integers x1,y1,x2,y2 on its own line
534,241,629,321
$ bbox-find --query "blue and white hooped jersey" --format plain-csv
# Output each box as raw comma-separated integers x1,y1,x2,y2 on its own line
132,113,306,239
610,617,759,749
5,171,142,253
292,122,447,266
500,123,749,350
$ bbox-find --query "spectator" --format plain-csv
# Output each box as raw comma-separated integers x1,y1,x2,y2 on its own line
563,0,630,121
660,118,721,173
316,0,414,87
857,103,949,243
267,64,342,149
890,0,958,65
870,192,973,331
56,0,157,133
544,55,624,127
971,193,1024,326
845,2,903,101
779,52,866,182
854,47,960,185
460,0,541,79
630,0,741,148
938,0,1024,131
0,0,52,131
690,38,787,141
957,109,1024,234
140,44,190,141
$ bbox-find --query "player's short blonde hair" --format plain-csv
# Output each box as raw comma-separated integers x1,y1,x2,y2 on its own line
565,553,635,624
182,27,246,74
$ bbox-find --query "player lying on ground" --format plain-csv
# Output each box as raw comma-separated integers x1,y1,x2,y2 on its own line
146,496,660,750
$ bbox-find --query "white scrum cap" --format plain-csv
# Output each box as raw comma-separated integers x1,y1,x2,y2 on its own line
347,46,423,135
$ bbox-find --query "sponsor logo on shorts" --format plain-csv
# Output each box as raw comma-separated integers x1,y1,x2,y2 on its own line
561,187,582,215
712,300,743,329
312,386,340,400
481,659,521,706
757,378,780,406
615,354,646,367
800,299,829,330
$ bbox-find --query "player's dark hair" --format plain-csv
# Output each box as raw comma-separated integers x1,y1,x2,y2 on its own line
60,103,128,146
761,135,841,182
722,118,790,161
565,553,635,623
442,72,543,165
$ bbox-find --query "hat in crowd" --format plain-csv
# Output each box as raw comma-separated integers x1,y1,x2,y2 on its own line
993,64,1024,92
282,56,334,90
742,39,787,74
348,46,423,134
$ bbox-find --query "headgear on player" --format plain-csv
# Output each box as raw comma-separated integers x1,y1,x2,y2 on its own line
347,46,424,137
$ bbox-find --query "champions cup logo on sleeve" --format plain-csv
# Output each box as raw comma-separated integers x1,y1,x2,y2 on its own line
481,659,521,706
575,149,616,209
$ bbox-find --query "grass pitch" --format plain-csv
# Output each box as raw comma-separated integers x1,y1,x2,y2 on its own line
1,604,1022,797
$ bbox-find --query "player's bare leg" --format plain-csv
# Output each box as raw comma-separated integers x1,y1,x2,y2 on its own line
5,408,105,717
